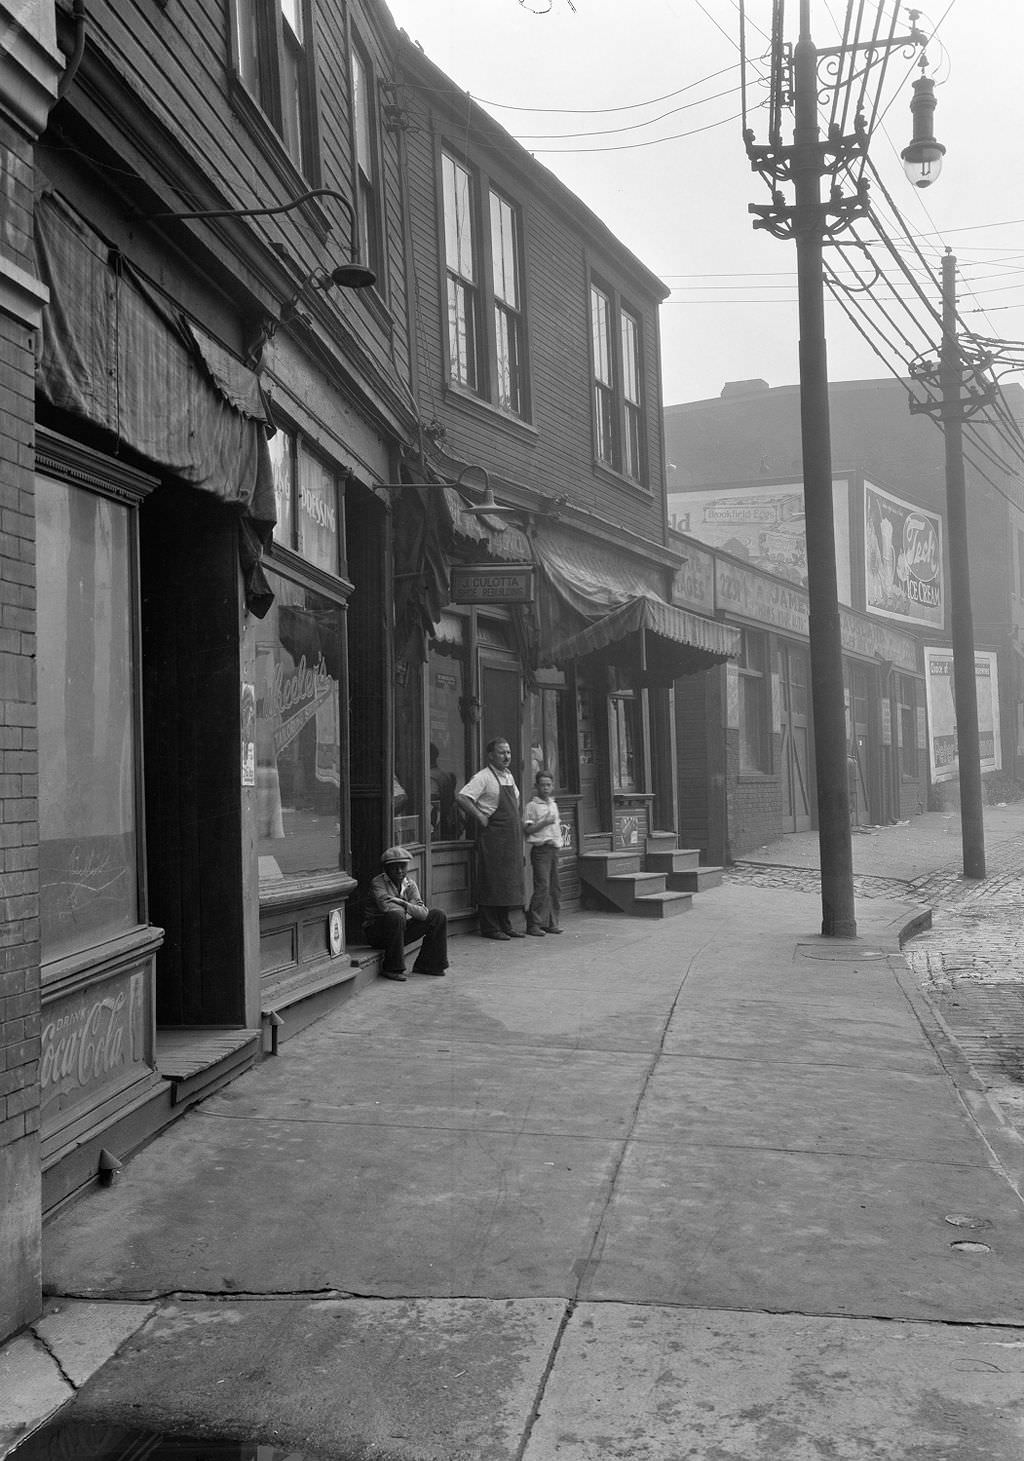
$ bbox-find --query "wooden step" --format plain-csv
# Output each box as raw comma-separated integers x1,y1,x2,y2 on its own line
606,871,669,897
645,848,702,875
633,890,694,917
580,850,645,877
667,866,725,893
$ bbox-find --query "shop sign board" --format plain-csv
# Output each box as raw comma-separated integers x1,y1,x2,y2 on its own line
864,481,944,629
450,563,535,603
923,646,1001,782
670,540,715,611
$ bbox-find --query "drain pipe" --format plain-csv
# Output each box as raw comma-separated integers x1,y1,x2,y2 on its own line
57,0,87,99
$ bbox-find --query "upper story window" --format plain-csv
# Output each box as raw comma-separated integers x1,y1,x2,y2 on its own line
232,0,317,174
590,279,646,485
351,43,382,278
441,150,528,418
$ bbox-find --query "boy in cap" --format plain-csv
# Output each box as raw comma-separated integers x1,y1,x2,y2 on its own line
364,846,449,981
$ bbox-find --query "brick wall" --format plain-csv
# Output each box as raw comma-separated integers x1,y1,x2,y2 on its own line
0,115,42,1340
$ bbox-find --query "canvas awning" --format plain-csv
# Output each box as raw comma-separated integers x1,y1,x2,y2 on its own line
549,592,739,685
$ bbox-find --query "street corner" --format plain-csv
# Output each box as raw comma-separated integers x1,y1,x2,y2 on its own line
65,1296,567,1459
0,1300,156,1458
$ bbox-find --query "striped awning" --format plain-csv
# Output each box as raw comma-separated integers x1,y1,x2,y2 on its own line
550,593,739,684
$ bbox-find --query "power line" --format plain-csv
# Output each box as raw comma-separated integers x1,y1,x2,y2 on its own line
465,62,740,115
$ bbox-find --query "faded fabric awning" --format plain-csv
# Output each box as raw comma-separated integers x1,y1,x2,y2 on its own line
35,189,277,614
549,592,739,685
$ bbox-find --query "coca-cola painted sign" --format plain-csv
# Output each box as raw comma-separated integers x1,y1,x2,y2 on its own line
41,966,151,1124
864,481,944,629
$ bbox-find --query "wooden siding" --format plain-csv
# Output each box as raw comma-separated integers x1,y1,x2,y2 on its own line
56,0,412,434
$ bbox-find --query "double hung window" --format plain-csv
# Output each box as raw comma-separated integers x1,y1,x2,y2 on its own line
232,0,316,173
441,150,527,417
351,44,381,278
590,280,646,484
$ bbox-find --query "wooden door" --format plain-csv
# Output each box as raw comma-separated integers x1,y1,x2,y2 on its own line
779,642,813,833
846,662,873,828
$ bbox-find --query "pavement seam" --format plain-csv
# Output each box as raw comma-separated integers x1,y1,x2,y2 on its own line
512,937,714,1461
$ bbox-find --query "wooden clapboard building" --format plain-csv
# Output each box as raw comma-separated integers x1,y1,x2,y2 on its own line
387,38,737,925
18,0,420,1242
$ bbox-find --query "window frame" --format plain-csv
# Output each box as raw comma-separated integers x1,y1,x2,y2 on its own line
268,423,348,585
440,145,530,420
350,39,383,282
588,274,648,487
228,0,321,181
737,628,771,775
34,431,158,980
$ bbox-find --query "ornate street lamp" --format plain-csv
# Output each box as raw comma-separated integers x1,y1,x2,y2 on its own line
901,67,945,189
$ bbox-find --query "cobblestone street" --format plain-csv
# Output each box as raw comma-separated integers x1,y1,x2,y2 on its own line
730,808,1024,1142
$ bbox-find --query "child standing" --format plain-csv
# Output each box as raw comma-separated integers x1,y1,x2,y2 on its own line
523,771,563,936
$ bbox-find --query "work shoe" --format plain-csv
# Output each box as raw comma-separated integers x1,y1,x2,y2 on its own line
526,927,545,937
483,931,511,941
414,966,448,976
505,930,526,938
546,925,563,934
381,969,407,981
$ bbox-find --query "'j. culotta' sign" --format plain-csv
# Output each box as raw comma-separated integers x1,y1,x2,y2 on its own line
450,563,535,604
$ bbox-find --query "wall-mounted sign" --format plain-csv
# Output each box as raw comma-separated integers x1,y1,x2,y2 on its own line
865,481,944,629
923,646,1001,782
328,908,344,957
450,563,535,604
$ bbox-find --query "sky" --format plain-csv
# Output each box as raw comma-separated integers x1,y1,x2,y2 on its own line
384,0,1024,408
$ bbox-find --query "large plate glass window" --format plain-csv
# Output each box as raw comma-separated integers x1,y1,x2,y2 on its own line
37,477,141,963
255,571,344,881
428,613,467,841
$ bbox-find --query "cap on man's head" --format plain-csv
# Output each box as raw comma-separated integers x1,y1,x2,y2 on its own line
381,845,412,865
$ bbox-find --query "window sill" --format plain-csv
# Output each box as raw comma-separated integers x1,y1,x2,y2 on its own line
259,870,358,913
592,459,652,496
443,382,539,441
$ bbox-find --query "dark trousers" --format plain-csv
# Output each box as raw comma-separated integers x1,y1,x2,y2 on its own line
365,908,448,974
527,843,561,931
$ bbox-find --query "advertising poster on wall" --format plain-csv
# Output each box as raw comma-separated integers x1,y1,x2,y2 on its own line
923,646,1001,782
864,481,944,629
667,480,852,603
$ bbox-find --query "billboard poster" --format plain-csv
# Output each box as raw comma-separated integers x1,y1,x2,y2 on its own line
864,481,944,629
667,480,852,603
923,646,1001,782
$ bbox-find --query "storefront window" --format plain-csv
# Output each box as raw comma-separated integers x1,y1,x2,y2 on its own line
429,619,467,840
38,478,139,962
529,685,570,790
898,674,919,777
738,629,770,772
393,645,424,845
610,694,639,792
270,428,343,578
255,571,343,881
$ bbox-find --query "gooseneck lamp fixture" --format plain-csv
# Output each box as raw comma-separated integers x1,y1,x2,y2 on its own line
144,187,377,290
453,464,518,518
901,64,945,189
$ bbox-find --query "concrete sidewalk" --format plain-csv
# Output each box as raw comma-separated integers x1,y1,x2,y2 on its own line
7,820,1024,1459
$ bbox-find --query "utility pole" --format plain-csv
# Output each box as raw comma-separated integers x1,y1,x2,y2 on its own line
910,251,990,878
791,6,856,937
742,0,928,936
